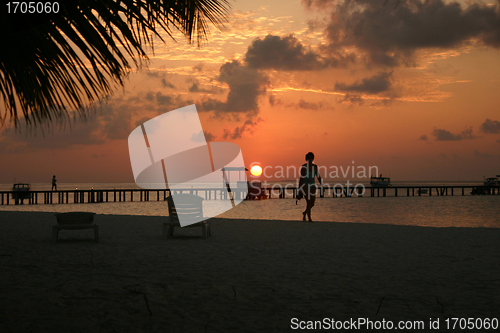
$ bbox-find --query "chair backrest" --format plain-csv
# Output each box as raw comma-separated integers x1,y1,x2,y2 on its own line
55,212,95,224
167,194,203,223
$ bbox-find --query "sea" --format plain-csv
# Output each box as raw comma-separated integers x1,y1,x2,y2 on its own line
1,181,499,228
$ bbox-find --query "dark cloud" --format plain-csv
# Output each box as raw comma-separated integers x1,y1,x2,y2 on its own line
223,118,263,140
298,99,323,110
335,71,392,93
433,127,476,141
283,98,330,110
419,135,428,141
99,103,136,140
204,130,216,142
244,34,355,71
323,0,500,66
155,92,172,105
197,98,225,114
145,92,193,112
0,90,195,152
245,34,330,70
474,150,494,158
302,0,337,10
190,130,207,143
188,81,223,94
0,113,105,153
269,95,283,107
189,82,203,92
161,79,175,89
336,94,364,106
369,98,393,108
99,92,189,133
145,71,175,88
480,118,500,134
198,60,269,118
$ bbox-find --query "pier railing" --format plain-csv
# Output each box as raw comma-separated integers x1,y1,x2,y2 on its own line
264,185,500,199
1,185,498,206
0,188,247,206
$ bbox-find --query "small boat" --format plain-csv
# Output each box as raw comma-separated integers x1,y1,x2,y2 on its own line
484,176,499,187
471,175,499,195
370,175,390,187
12,183,31,204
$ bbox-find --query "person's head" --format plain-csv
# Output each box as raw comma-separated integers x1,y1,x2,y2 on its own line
305,152,314,162
53,175,55,178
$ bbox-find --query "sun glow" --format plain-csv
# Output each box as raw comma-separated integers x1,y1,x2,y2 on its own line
250,165,263,176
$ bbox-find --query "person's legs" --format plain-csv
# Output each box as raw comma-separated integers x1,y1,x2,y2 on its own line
302,186,309,220
303,201,311,220
302,185,317,221
306,195,316,221
302,185,316,221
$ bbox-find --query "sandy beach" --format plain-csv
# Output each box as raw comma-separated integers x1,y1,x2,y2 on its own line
0,211,499,332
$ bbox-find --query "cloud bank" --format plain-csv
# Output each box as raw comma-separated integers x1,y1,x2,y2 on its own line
335,71,393,93
308,0,500,66
245,34,329,70
433,127,476,141
198,60,269,119
480,118,500,134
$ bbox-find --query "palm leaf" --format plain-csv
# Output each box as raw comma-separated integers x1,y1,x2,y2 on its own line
0,0,230,128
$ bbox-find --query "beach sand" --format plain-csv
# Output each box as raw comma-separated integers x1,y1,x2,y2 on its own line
0,211,499,332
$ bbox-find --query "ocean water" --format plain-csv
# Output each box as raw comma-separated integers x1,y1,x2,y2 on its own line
1,182,499,228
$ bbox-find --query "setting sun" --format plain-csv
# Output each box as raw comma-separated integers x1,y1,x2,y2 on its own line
250,165,263,177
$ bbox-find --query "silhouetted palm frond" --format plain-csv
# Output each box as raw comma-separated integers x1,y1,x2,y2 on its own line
0,0,230,128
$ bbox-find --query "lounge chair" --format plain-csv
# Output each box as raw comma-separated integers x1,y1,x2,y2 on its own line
163,194,211,239
53,212,98,242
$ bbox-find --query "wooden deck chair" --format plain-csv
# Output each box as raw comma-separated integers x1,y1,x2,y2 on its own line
53,212,98,242
163,194,211,239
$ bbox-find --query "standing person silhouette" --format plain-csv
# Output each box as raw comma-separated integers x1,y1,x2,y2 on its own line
51,175,57,191
298,152,322,222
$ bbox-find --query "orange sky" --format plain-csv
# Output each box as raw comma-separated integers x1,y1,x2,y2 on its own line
1,0,500,184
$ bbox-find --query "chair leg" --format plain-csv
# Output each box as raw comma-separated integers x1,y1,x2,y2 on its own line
203,224,211,239
52,226,59,242
202,224,207,239
94,225,99,243
165,225,175,239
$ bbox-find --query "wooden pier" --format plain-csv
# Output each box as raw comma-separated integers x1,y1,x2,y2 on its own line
0,188,249,206
262,185,500,199
1,185,498,206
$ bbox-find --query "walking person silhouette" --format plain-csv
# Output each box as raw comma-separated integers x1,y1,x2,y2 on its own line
51,175,57,191
298,152,322,222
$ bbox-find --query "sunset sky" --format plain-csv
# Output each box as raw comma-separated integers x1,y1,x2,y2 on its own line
1,0,500,184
